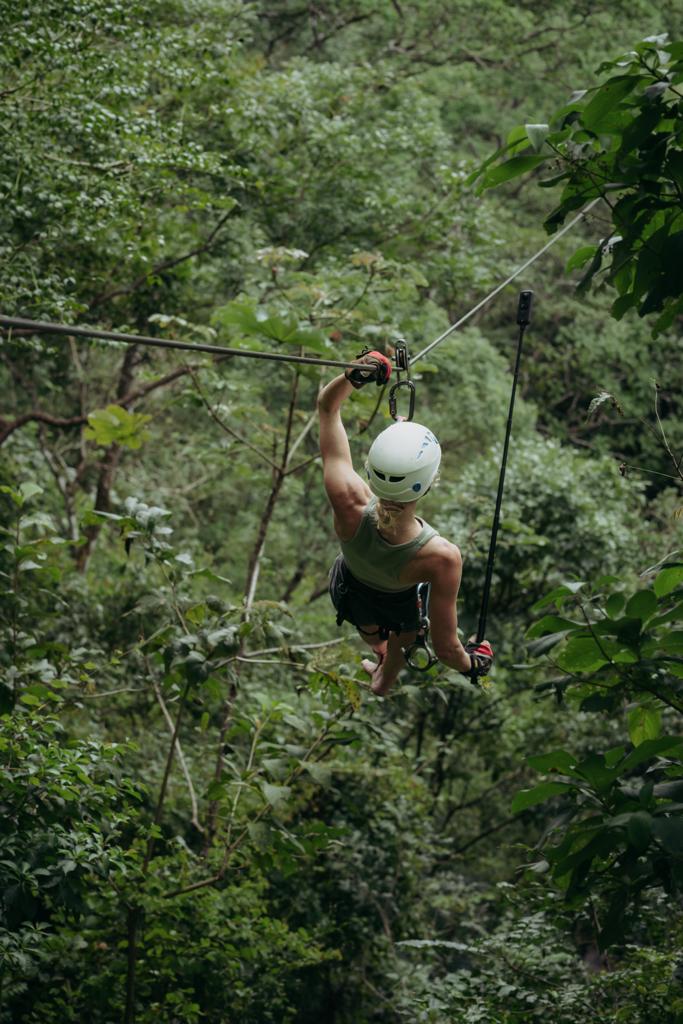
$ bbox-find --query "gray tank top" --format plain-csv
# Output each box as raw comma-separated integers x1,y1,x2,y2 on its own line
340,498,438,592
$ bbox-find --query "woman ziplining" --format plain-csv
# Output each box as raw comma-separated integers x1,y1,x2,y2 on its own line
0,225,550,679
317,287,534,693
317,350,494,695
0,289,534,693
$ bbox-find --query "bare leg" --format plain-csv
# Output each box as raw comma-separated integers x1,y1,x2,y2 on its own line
357,625,387,661
362,631,417,696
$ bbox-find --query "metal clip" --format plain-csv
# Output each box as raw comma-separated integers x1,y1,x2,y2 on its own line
402,583,438,672
389,379,416,421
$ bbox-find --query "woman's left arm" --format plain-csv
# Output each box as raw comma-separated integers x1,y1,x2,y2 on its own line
317,374,371,532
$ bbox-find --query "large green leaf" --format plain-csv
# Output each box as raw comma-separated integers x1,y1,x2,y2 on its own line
556,635,610,673
247,821,274,851
261,783,292,809
649,600,683,627
84,405,151,450
619,737,683,775
526,615,581,639
527,750,579,774
213,300,331,354
305,762,333,787
511,781,573,813
624,590,657,621
482,154,549,190
525,123,550,152
651,816,683,854
627,812,652,852
628,706,661,746
574,753,618,792
580,75,642,131
566,245,598,273
553,831,619,882
654,565,683,597
532,582,586,612
605,593,626,618
659,631,683,654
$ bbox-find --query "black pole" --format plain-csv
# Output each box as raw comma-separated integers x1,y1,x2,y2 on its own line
476,290,533,643
0,315,369,373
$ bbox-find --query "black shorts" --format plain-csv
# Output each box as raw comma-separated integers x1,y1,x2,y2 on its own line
328,555,420,639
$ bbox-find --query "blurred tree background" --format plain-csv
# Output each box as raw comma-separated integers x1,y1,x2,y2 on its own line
1,2,682,1021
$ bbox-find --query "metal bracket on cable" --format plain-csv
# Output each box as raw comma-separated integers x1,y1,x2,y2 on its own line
389,339,415,421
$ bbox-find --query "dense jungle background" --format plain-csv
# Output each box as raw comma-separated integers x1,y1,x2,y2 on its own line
2,2,683,1021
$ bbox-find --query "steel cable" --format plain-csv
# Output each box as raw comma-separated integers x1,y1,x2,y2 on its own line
0,315,370,372
411,198,600,367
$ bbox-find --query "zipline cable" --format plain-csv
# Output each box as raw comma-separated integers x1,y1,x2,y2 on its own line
411,198,600,367
476,290,533,644
0,315,372,373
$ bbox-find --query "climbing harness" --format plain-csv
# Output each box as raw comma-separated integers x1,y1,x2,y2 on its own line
329,555,418,641
402,583,438,672
389,339,416,422
475,290,533,644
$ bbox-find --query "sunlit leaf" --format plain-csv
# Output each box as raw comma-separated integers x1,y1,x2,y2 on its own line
628,706,661,745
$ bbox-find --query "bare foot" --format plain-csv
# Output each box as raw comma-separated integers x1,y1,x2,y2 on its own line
361,655,395,696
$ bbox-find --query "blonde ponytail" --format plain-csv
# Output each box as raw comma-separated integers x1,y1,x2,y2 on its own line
370,499,404,532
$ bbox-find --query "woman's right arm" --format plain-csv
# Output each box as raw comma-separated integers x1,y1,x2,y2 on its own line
424,542,473,674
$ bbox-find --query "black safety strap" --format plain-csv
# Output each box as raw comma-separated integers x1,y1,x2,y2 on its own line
476,290,533,643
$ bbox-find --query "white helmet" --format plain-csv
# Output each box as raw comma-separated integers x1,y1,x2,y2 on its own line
366,422,441,502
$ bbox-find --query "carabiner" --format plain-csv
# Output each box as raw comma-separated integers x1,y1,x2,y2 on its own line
402,636,438,672
401,583,438,672
389,379,416,421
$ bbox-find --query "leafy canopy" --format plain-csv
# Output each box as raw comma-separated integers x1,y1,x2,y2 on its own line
473,37,683,333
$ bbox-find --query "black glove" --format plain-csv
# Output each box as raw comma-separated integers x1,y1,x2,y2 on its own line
345,349,392,389
464,639,494,681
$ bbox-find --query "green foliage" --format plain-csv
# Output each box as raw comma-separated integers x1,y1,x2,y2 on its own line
439,437,645,633
391,891,683,1023
84,405,152,450
511,568,683,946
2,2,683,1021
526,566,683,712
213,299,334,355
475,36,683,333
0,709,142,991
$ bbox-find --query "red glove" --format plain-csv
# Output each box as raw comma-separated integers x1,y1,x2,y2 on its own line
464,639,494,681
345,350,392,389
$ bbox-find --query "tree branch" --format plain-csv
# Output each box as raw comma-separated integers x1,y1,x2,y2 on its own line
186,365,280,470
153,679,203,833
89,209,234,310
0,362,201,447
